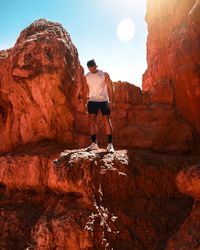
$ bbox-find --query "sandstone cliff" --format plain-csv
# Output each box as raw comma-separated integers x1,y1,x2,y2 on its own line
143,1,200,249
143,0,200,135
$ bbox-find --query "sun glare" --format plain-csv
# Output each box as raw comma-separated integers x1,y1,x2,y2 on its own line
117,18,136,42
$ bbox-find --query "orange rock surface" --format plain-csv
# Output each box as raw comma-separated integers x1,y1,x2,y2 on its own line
143,2,200,247
167,164,200,250
0,19,82,153
1,142,200,249
143,0,200,134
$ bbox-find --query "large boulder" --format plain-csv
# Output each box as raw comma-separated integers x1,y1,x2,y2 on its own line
0,19,82,153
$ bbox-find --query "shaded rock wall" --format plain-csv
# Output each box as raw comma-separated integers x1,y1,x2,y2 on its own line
143,0,200,134
143,3,200,245
1,144,200,249
167,164,200,249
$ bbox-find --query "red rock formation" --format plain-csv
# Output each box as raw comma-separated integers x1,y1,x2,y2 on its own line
167,164,200,249
0,19,82,153
143,0,200,134
1,143,200,249
143,2,200,246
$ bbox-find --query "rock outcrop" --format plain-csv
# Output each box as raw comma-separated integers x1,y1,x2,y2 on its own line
1,143,200,249
143,1,200,248
167,164,200,250
0,19,82,153
143,0,200,134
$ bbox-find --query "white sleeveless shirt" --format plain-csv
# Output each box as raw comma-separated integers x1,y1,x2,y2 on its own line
86,70,109,102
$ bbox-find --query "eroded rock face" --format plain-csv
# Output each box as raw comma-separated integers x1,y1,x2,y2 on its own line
166,164,200,249
0,19,82,153
1,143,200,249
143,0,200,134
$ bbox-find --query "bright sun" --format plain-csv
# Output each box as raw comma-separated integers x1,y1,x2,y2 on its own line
117,18,136,42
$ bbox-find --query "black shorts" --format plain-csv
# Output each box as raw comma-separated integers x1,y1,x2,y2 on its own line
87,101,110,115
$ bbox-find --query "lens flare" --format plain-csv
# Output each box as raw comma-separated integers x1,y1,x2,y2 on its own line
117,18,136,42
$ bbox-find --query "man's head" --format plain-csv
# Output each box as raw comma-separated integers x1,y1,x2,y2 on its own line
87,59,98,74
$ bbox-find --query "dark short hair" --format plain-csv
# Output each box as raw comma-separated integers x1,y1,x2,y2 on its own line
87,59,97,68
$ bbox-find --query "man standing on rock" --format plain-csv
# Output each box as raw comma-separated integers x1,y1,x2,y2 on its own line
83,59,115,153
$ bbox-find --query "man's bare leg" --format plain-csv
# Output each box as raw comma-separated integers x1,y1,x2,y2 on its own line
89,114,98,136
102,115,114,152
87,114,99,150
102,115,113,135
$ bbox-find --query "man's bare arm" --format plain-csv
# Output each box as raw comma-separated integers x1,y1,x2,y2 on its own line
105,72,114,106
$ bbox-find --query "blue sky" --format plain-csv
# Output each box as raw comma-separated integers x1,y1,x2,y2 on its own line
1,0,147,87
